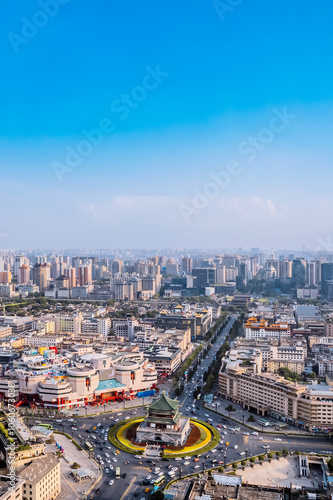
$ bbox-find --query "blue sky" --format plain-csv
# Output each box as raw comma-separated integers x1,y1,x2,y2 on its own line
1,0,333,250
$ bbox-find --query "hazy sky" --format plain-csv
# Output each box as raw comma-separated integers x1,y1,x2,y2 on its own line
1,1,333,250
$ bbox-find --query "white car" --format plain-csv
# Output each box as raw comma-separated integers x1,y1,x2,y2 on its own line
223,431,227,435
234,445,238,449
112,458,117,462
68,418,74,422
105,453,109,457
205,414,209,417
146,476,151,480
117,413,122,416
243,432,249,436
183,461,190,465
274,438,282,441
106,459,111,463
109,480,114,486
175,457,182,461
239,452,245,456
109,465,113,470
97,423,101,427
193,465,200,469
125,416,130,420
56,419,62,423
135,455,141,459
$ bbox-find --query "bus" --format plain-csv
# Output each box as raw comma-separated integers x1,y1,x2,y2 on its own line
85,442,93,452
153,475,165,487
115,467,120,479
258,419,269,427
40,423,53,430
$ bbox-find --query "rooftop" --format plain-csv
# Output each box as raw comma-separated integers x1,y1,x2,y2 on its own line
20,454,59,484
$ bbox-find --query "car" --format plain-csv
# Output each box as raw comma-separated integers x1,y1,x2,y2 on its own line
262,445,270,449
183,461,190,465
117,413,122,416
105,453,109,457
274,438,282,441
243,432,249,436
252,432,258,436
56,419,62,423
125,460,129,465
115,450,120,454
239,452,245,456
208,418,213,422
109,480,114,486
105,468,110,473
95,489,100,494
217,424,221,428
145,488,150,493
106,459,110,463
205,455,210,459
125,416,130,420
194,458,199,462
211,459,217,463
109,465,113,470
175,457,182,461
193,465,200,469
97,455,101,459
135,455,141,459
112,458,117,462
106,445,111,449
204,414,209,417
68,418,74,422
146,475,151,480
223,431,227,435
211,450,217,454
35,420,41,424
234,445,238,450
71,426,77,431
97,423,101,427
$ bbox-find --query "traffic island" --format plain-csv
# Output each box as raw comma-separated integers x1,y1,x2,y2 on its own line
109,417,219,458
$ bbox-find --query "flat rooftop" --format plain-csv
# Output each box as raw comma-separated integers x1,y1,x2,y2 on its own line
20,454,59,484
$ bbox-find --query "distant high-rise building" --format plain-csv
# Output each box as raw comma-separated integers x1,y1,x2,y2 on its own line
181,257,193,274
19,265,30,285
33,263,48,291
280,260,292,279
0,271,11,284
111,259,123,276
292,259,306,288
78,265,92,286
321,263,333,296
306,261,316,286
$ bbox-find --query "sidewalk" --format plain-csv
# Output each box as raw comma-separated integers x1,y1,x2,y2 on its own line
46,434,101,500
204,399,312,436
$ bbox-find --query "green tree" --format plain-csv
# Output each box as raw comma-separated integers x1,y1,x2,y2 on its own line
232,462,237,470
247,415,256,423
226,404,236,417
282,449,289,456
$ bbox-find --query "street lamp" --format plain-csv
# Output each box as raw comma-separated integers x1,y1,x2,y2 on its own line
245,448,248,460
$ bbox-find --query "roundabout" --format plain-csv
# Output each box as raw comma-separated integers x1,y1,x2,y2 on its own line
109,416,220,458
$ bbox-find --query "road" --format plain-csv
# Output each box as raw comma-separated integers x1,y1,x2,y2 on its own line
24,315,333,499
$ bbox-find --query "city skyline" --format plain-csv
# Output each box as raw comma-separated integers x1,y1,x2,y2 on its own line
1,1,333,248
